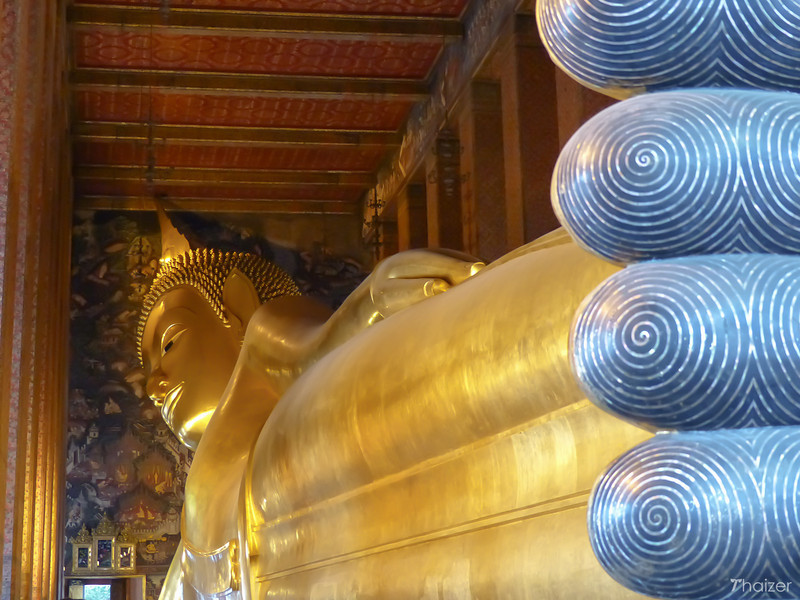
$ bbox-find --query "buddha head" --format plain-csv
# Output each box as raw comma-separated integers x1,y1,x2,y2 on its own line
137,213,299,450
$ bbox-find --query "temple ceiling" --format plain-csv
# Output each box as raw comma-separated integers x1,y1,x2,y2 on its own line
67,0,467,234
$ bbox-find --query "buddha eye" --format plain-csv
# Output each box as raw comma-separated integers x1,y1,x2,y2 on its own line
161,326,187,357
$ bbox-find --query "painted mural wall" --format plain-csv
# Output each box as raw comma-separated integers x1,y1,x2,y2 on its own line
65,210,365,598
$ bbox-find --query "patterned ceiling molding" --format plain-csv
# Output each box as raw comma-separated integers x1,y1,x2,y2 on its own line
76,180,364,201
75,165,376,186
73,122,403,148
74,140,386,171
75,197,359,214
74,90,413,130
68,4,464,38
72,68,430,99
74,29,443,79
71,0,468,17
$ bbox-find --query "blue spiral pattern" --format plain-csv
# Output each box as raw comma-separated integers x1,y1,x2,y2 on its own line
554,89,800,263
537,0,800,97
573,255,800,430
545,2,800,597
589,427,800,599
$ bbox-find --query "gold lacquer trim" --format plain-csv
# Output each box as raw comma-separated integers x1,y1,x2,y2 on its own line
256,490,592,581
253,399,595,533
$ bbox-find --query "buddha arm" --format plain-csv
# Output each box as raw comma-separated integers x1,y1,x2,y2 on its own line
181,351,279,559
241,248,485,380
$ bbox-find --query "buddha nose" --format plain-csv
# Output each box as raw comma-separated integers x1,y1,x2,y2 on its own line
146,369,169,407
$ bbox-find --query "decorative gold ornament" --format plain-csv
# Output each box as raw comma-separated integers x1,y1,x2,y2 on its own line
93,514,116,537
117,525,136,544
71,524,92,544
155,203,191,263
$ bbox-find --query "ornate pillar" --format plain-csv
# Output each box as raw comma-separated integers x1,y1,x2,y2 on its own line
496,15,561,245
377,221,399,261
0,0,71,597
397,184,428,252
457,80,507,261
425,132,463,250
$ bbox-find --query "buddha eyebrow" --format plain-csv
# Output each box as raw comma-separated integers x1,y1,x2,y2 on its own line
160,323,187,351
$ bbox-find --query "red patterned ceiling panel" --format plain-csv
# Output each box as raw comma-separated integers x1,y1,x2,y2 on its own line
76,30,441,78
76,140,147,165
75,140,385,171
75,90,411,130
76,0,466,17
76,180,364,201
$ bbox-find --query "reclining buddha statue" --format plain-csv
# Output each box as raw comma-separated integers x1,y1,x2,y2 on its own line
143,0,800,597
139,210,650,599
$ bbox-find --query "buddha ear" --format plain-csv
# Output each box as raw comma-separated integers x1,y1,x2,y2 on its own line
222,268,260,335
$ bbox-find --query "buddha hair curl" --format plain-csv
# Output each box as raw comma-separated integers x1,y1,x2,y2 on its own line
137,248,300,363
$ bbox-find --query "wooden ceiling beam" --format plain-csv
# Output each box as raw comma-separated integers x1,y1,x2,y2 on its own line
72,69,429,99
73,122,402,147
75,165,376,186
75,196,359,214
68,4,463,40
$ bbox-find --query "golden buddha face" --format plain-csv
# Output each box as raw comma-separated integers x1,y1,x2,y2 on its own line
141,284,241,450
136,248,299,449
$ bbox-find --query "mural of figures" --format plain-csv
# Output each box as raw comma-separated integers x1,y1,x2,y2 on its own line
66,210,365,599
